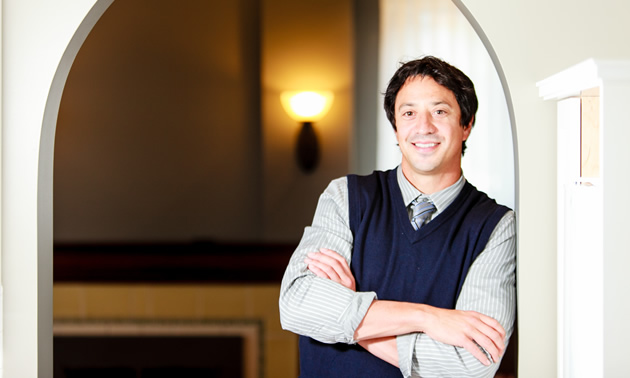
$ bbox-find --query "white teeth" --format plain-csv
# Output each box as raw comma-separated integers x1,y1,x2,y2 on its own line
413,142,437,148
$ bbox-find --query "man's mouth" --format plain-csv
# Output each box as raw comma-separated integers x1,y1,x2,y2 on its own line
412,142,438,148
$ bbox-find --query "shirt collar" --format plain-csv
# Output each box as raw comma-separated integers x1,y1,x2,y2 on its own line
396,165,466,216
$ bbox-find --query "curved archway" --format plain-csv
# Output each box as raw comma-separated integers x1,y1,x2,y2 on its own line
451,0,519,213
34,0,518,376
450,1,520,373
36,0,114,374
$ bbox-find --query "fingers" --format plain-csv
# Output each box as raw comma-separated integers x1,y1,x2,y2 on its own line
479,313,506,340
304,248,356,291
465,313,505,365
461,339,493,366
318,248,354,278
425,308,506,366
306,249,348,277
472,313,506,362
467,328,500,366
307,260,334,280
318,248,347,263
306,255,342,282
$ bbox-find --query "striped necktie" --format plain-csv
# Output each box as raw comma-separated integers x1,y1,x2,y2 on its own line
410,197,436,231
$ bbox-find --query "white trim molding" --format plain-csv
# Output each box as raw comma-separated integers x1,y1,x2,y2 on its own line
537,58,630,101
538,59,630,378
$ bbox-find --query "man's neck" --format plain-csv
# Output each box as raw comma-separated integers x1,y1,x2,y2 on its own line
401,166,462,195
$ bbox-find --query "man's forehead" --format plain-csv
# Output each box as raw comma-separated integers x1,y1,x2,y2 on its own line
402,75,450,91
396,76,458,105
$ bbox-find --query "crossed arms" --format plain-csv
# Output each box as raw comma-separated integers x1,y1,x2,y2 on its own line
307,248,507,367
279,177,516,377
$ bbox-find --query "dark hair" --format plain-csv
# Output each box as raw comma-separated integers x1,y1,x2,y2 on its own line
383,56,478,155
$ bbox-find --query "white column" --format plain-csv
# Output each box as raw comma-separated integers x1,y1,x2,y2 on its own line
1,1,109,376
538,59,630,378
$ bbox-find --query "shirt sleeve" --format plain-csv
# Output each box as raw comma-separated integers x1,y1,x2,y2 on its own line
278,177,377,344
397,210,517,378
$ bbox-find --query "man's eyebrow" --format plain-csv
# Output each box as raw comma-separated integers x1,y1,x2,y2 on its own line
398,100,454,110
398,102,416,110
430,100,454,107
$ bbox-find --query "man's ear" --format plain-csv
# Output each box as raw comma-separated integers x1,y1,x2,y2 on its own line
462,116,474,140
467,115,474,129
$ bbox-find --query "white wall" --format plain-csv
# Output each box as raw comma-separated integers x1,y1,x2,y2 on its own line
3,0,630,377
261,0,354,241
461,0,630,376
2,1,110,376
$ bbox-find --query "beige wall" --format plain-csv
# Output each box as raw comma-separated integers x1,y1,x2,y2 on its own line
54,1,264,243
460,0,630,376
261,0,354,241
55,0,354,245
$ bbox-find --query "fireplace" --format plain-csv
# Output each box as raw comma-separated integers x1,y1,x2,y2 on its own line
53,320,262,378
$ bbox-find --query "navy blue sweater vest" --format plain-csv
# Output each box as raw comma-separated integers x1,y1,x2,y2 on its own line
299,170,509,377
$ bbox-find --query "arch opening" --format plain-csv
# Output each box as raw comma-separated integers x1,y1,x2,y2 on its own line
36,0,518,376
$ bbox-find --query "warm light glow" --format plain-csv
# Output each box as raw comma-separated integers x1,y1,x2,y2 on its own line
281,91,334,122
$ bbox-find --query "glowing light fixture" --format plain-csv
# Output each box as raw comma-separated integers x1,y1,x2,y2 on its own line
281,91,333,122
281,91,334,173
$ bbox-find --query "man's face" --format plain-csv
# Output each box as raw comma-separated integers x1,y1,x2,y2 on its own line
394,75,471,186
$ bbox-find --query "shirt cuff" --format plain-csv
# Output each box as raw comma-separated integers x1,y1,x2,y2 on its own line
344,291,377,343
397,332,419,378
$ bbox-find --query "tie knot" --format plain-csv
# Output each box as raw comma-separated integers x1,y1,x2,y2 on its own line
410,197,436,231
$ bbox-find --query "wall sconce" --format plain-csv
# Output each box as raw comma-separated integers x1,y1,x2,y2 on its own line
281,91,334,173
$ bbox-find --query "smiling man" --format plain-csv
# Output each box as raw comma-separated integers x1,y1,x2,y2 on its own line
279,56,516,377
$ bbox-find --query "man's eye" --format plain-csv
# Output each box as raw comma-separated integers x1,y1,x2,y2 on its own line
403,111,414,116
435,109,446,115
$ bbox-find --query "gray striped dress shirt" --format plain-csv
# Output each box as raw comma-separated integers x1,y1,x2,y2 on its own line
279,166,516,377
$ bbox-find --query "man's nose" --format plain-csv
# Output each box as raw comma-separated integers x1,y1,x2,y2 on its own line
414,112,436,134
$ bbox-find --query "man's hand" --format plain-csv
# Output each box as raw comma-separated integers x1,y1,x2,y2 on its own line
305,248,356,291
420,306,506,366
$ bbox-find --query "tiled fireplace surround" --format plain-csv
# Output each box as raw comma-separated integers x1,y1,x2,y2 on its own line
53,284,296,378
